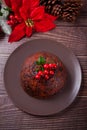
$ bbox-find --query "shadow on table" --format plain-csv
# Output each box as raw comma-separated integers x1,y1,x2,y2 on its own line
0,32,5,41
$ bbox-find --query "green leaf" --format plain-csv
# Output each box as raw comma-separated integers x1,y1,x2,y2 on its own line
36,56,46,65
36,61,41,65
41,67,44,71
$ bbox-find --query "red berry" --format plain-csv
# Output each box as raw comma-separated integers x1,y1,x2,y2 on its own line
7,20,14,25
38,71,43,76
45,75,49,80
9,15,14,20
14,15,19,19
44,70,49,75
35,74,40,79
49,70,54,75
13,19,18,24
53,64,57,69
44,64,49,69
10,20,14,25
7,20,11,25
48,63,53,68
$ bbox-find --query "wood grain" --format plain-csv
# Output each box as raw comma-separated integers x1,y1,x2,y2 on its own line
0,1,87,129
0,97,87,130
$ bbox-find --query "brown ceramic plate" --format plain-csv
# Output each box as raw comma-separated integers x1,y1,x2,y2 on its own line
4,39,82,116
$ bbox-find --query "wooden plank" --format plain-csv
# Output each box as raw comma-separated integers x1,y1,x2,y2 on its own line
0,96,87,130
56,16,87,27
0,27,87,56
82,0,87,13
0,11,87,130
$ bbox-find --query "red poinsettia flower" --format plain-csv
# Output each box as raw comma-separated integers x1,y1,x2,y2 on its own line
5,0,57,42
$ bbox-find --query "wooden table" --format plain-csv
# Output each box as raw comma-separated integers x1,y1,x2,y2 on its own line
0,1,87,130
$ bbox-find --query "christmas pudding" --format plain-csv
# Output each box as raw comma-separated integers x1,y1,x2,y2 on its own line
20,52,67,98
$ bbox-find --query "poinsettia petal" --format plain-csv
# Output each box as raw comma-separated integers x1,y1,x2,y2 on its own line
10,0,22,14
30,6,44,21
9,23,26,42
4,0,11,7
44,13,58,21
30,0,39,11
26,27,32,37
35,19,56,32
22,0,39,11
19,6,30,20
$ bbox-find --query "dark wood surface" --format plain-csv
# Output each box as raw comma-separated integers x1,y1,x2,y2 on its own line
0,1,87,130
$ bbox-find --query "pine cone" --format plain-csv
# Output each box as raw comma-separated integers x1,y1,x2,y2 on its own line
61,0,83,22
40,0,47,5
40,0,62,16
40,0,83,22
51,4,62,16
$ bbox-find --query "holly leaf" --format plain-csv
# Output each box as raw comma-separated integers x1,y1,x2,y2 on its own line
36,61,40,65
36,56,46,65
40,67,44,71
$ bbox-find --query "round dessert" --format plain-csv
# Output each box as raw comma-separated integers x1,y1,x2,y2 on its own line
20,52,67,99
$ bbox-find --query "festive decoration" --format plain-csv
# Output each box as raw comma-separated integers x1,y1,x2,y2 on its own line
3,0,57,42
0,0,83,43
0,3,12,35
35,56,57,80
40,0,83,22
40,0,62,16
61,0,83,22
36,56,46,65
0,18,12,35
1,6,10,18
7,14,22,27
